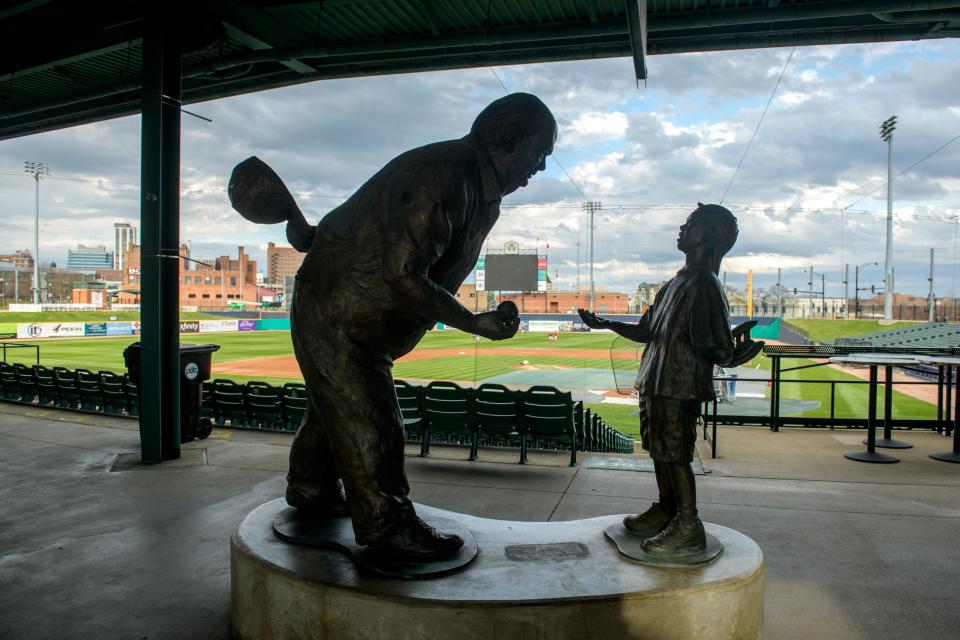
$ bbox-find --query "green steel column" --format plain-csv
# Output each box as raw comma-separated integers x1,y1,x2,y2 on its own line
139,7,182,462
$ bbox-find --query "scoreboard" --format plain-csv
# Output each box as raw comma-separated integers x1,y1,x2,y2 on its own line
476,254,546,292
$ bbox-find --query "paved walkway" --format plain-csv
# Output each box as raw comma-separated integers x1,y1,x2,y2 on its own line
1,403,958,639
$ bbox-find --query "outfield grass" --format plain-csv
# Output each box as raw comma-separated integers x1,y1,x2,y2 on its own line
751,354,935,420
2,327,937,434
786,319,917,344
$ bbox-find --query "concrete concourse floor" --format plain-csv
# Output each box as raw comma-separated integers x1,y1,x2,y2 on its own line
1,403,958,640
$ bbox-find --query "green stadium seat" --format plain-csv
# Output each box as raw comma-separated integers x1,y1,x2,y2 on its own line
0,362,19,401
54,369,81,409
282,394,307,432
213,388,247,427
521,386,577,467
282,382,307,398
35,369,57,406
124,376,139,416
15,364,37,404
246,382,283,429
473,384,522,451
395,380,428,455
422,381,477,461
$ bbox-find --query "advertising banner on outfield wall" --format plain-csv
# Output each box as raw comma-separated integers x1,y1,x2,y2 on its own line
179,321,200,334
84,322,107,336
106,322,136,336
238,320,257,332
17,322,86,339
199,319,240,333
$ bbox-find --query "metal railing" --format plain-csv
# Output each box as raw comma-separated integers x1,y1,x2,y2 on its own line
0,341,39,367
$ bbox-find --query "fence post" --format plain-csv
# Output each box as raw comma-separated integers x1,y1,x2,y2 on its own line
829,382,836,429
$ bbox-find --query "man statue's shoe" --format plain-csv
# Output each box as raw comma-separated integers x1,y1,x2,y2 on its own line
285,485,350,518
369,515,464,561
623,501,673,538
640,514,706,556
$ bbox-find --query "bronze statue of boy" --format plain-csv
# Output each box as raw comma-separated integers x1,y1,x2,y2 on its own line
579,204,761,556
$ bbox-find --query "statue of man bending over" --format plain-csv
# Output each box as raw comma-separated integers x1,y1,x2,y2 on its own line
579,204,761,556
231,94,557,561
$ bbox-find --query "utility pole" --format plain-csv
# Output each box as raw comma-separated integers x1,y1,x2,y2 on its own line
575,237,580,291
808,265,813,318
24,161,50,305
880,115,897,320
776,267,782,318
583,201,601,311
843,264,849,319
929,248,936,322
821,273,826,318
854,261,878,320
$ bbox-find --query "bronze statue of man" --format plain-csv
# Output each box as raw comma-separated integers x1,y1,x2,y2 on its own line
579,204,761,556
230,93,557,561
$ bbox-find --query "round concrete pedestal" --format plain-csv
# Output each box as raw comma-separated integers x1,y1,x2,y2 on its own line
231,500,765,640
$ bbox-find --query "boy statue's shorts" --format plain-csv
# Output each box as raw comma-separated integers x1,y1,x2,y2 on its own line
638,396,702,464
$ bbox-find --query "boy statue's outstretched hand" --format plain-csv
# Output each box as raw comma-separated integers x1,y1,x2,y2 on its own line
727,320,764,367
577,308,609,329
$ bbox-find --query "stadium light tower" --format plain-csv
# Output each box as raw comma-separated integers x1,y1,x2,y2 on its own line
582,201,601,311
24,161,50,305
880,115,897,320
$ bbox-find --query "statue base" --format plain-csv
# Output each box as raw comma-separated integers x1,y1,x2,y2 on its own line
272,506,478,579
604,522,724,567
232,499,765,640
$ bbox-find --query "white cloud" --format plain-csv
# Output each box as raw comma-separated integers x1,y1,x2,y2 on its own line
562,111,629,146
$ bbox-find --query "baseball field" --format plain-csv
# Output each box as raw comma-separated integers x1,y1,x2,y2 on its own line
0,312,942,437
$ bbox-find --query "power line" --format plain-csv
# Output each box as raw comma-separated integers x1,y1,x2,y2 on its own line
720,48,795,205
843,130,960,210
488,67,590,202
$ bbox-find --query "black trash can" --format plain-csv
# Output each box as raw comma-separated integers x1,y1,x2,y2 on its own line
123,342,221,443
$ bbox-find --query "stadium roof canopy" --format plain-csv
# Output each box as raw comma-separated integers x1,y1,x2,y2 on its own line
2,0,960,141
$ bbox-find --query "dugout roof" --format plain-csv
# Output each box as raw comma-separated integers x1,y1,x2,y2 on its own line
2,0,960,140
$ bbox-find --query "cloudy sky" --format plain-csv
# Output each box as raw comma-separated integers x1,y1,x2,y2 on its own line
1,38,959,300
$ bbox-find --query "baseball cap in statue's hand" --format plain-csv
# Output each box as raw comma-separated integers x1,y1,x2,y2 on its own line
228,156,315,251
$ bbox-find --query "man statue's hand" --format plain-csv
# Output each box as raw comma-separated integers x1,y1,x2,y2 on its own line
473,301,520,341
577,308,609,330
727,320,764,367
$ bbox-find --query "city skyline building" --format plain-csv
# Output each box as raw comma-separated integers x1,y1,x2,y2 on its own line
266,242,305,285
113,222,137,271
66,244,113,271
0,249,34,270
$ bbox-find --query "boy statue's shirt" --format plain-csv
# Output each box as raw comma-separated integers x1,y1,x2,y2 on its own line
635,265,734,401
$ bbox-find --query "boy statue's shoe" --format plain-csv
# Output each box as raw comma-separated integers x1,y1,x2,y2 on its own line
623,501,673,538
368,515,464,561
285,485,350,518
641,514,706,556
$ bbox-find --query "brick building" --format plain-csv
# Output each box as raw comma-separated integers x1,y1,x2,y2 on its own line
97,244,259,308
266,242,304,285
455,283,486,312
0,249,34,270
498,290,630,314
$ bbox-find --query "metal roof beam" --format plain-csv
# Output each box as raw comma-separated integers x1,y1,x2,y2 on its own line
204,0,316,74
648,0,960,30
0,0,55,21
625,0,648,82
0,20,142,81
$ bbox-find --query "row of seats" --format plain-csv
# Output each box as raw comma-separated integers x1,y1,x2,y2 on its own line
396,380,634,466
0,362,138,415
0,363,634,467
201,378,306,432
832,322,960,348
